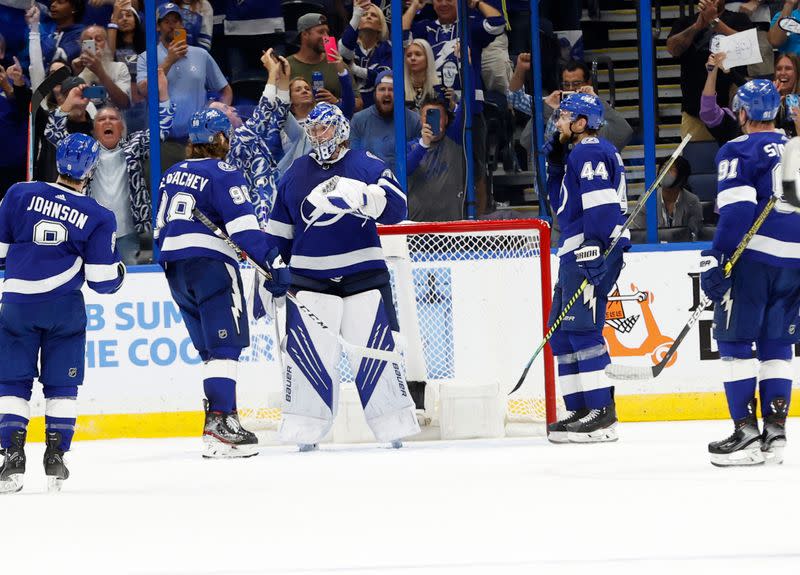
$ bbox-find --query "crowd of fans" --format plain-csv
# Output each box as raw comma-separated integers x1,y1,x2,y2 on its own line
4,0,800,256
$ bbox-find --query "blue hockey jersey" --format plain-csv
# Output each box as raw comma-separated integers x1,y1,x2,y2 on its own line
266,149,406,280
550,137,630,262
713,131,800,268
0,181,124,303
155,158,273,268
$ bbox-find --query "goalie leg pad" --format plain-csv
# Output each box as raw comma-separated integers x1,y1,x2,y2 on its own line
278,291,344,445
341,290,420,442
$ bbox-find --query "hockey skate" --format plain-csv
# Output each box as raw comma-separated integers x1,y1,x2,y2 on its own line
390,440,403,449
565,404,618,443
44,431,70,493
202,400,258,459
298,443,319,452
761,397,789,465
0,429,27,494
709,401,764,467
547,409,590,443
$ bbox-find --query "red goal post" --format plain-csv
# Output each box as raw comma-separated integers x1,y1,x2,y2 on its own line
378,219,557,429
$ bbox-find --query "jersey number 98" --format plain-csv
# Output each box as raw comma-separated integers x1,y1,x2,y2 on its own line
155,191,196,230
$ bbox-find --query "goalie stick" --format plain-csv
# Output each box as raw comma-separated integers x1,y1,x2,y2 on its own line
605,187,781,381
509,133,693,395
27,66,71,181
782,137,800,210
192,208,402,363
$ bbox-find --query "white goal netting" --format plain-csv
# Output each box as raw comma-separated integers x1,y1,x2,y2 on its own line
235,219,557,437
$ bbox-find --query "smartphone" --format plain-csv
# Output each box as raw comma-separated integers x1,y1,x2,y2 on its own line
172,28,187,44
426,108,441,136
83,85,107,100
324,36,338,63
81,39,95,55
788,93,800,118
559,90,576,102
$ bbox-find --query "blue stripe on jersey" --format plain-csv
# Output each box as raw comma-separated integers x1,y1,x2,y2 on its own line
268,150,406,280
713,131,800,268
0,182,123,303
155,158,274,269
553,137,629,261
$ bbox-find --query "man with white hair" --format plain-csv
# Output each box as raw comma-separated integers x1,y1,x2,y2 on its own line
45,68,174,264
72,24,131,109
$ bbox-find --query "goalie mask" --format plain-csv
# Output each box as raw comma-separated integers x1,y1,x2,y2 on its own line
305,102,350,162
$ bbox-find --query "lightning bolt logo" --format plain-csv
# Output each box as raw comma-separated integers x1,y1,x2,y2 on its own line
721,287,733,330
225,263,243,334
584,283,597,323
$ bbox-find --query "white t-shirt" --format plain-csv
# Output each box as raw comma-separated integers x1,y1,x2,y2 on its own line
90,146,135,237
80,60,132,98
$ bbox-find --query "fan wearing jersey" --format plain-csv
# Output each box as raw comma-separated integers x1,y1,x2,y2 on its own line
0,134,125,494
544,93,630,444
155,108,290,459
265,102,419,451
700,80,800,467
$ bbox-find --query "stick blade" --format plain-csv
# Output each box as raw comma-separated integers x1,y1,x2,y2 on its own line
604,363,656,381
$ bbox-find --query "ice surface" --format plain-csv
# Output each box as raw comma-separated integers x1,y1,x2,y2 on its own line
4,420,800,575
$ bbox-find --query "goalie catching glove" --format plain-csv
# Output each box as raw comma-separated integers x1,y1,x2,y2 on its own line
574,240,607,285
309,176,387,219
699,249,731,303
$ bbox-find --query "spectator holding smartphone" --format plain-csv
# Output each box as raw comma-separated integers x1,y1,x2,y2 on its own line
287,13,361,111
44,68,175,264
508,55,633,164
136,2,232,169
72,25,131,108
338,0,392,109
350,70,421,174
406,97,465,221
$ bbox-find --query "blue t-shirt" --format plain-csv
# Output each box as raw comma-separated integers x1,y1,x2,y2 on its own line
137,44,228,139
771,10,800,54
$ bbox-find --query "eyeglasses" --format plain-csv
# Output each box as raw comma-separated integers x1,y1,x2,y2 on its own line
561,81,586,90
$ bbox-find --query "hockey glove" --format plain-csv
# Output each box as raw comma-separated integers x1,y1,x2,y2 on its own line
574,240,607,286
699,249,731,303
264,266,291,298
327,177,388,219
544,133,568,167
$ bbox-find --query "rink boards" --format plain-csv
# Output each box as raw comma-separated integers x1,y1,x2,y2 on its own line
2,242,799,441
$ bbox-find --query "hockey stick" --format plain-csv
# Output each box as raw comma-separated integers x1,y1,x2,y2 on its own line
192,208,402,363
606,194,779,381
509,133,693,394
27,66,71,181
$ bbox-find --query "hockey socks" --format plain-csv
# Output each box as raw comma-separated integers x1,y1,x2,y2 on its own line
203,359,238,413
0,396,31,449
758,359,792,418
45,398,77,452
556,355,585,412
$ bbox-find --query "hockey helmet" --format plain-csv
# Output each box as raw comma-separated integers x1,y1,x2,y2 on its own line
732,79,780,122
56,133,101,180
304,102,350,162
558,92,605,130
188,108,232,144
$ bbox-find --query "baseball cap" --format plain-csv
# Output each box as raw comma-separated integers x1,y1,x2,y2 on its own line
60,76,84,96
297,13,328,34
375,70,393,86
157,2,182,22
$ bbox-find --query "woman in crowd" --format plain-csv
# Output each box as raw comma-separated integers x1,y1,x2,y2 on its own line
277,54,355,176
404,38,439,113
700,52,800,142
338,0,392,109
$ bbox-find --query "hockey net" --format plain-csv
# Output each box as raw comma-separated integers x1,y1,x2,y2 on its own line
235,219,557,436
